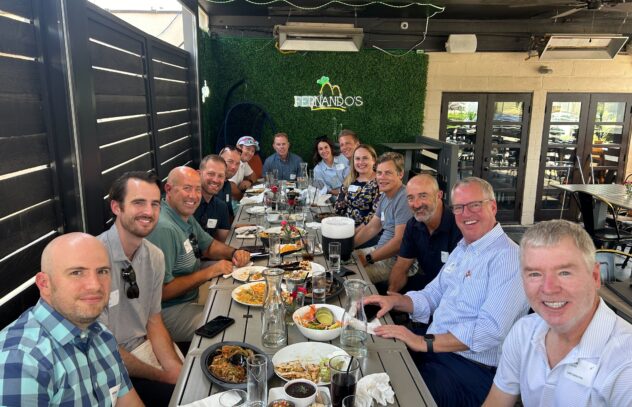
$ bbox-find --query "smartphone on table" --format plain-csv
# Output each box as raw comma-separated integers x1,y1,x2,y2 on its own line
364,304,381,322
195,315,235,338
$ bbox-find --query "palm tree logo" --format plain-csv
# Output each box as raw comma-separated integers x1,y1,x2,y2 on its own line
314,76,345,112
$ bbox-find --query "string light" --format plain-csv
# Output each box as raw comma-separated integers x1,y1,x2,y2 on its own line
205,0,445,12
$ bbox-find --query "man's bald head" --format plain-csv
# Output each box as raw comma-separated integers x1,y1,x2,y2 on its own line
407,174,439,193
164,166,202,220
41,233,107,275
166,166,199,187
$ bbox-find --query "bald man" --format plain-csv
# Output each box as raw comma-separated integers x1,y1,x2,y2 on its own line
388,174,462,294
0,233,143,406
146,167,250,342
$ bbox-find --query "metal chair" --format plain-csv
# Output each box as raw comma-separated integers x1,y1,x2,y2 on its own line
575,191,632,249
596,249,632,283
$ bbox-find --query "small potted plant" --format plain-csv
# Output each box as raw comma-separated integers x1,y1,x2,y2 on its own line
626,180,632,195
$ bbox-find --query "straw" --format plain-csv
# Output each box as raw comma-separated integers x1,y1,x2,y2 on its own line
346,356,354,374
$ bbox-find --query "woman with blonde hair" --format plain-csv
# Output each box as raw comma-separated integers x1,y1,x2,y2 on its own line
335,144,380,231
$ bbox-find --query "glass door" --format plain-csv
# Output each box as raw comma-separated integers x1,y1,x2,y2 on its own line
535,93,632,221
440,93,531,223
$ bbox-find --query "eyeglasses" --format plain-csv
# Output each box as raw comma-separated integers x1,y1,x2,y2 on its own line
121,265,139,299
450,199,491,215
219,145,242,155
189,233,202,258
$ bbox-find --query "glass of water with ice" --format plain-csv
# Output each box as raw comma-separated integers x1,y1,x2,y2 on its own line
328,242,341,274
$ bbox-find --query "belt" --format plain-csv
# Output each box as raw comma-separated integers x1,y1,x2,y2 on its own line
466,358,497,373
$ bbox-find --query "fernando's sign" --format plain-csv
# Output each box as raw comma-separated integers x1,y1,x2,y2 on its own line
294,76,363,112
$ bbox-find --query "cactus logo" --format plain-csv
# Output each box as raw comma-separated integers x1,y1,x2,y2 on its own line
294,76,363,112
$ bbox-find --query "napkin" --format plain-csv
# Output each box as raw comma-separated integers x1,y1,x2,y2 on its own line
316,194,332,206
355,373,395,407
305,222,321,229
235,226,260,239
240,192,264,205
179,390,240,407
347,316,382,334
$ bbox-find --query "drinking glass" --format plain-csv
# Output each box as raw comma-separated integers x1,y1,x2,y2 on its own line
311,269,327,304
329,242,341,274
219,389,247,407
301,234,316,261
342,395,358,407
269,234,281,266
284,275,306,325
329,355,360,407
246,354,268,405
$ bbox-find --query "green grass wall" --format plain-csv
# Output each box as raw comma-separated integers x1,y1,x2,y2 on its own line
199,32,428,163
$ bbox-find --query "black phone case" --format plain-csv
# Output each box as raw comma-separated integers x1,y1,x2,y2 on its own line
195,316,235,338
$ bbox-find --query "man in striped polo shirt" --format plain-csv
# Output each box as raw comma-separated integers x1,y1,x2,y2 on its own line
366,177,530,407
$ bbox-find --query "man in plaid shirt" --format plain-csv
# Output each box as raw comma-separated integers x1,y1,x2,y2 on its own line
0,233,143,406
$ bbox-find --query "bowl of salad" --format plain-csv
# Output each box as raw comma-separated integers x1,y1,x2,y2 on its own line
293,304,344,341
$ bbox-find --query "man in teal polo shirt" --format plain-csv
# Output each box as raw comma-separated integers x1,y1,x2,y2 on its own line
147,166,250,342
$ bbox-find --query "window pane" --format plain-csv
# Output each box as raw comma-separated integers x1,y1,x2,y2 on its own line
490,147,520,168
541,189,571,210
593,168,618,184
548,125,579,144
593,125,623,145
447,102,478,122
457,146,475,166
446,125,476,145
492,125,521,144
595,102,625,123
545,147,576,168
551,102,581,122
494,191,517,210
493,101,523,122
591,146,620,167
488,169,518,189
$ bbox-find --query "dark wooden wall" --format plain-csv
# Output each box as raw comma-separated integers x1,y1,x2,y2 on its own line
0,0,199,328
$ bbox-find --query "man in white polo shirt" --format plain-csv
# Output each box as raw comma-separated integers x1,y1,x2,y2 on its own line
484,220,632,407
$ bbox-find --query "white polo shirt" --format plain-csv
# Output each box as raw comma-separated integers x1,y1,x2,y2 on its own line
494,299,632,407
229,161,253,185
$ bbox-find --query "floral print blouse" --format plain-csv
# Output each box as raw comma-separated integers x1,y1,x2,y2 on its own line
334,179,380,226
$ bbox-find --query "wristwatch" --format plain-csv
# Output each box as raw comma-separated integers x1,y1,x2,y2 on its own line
365,253,375,265
424,334,435,353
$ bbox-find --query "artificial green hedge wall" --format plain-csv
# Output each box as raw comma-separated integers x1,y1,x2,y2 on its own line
199,33,428,162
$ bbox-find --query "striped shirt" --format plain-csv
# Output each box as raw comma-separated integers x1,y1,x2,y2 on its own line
0,299,132,406
494,299,632,407
407,223,529,367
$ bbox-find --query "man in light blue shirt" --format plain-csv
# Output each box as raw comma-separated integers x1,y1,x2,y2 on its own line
366,177,529,407
262,132,304,181
337,129,360,179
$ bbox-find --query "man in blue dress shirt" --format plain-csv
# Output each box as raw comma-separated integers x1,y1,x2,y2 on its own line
262,132,304,181
0,233,143,406
366,177,529,407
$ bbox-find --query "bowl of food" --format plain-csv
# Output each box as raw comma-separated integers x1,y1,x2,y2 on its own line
283,379,318,407
293,304,344,341
200,342,274,389
259,226,306,248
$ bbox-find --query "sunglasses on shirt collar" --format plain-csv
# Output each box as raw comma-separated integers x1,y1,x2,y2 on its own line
189,233,202,259
121,265,140,299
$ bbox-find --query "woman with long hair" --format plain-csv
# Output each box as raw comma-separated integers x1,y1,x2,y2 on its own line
335,144,380,230
312,136,347,196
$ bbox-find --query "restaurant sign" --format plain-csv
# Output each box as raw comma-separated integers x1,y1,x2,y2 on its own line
294,76,363,112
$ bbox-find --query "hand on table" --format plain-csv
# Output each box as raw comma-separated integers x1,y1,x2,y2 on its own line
232,249,251,267
206,260,233,279
373,324,425,352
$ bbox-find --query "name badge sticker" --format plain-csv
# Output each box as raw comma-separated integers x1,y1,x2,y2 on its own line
564,360,597,387
441,251,449,263
443,262,457,274
109,384,121,406
380,212,385,222
183,239,193,254
336,163,346,170
206,218,218,229
290,173,297,180
108,289,119,307
226,194,230,202
348,185,360,193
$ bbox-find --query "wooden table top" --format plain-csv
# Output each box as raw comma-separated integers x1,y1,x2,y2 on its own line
168,204,436,406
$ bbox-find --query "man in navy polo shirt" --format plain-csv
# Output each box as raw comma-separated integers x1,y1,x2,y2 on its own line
388,174,462,293
195,154,231,242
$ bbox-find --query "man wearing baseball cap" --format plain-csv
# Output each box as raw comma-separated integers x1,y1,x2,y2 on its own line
229,136,260,199
237,136,264,179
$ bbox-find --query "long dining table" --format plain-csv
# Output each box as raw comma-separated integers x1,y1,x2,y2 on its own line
168,203,437,406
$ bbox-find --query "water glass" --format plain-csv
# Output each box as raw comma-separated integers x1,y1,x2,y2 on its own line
285,276,306,325
219,389,247,407
330,355,360,407
329,242,341,274
312,269,327,304
246,354,268,405
342,395,358,407
269,234,281,266
301,234,316,261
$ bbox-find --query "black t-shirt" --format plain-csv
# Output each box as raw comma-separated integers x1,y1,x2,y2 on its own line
193,195,230,236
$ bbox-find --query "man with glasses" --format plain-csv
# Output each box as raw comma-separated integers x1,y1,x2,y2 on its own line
365,177,529,407
147,166,250,343
354,152,412,283
262,132,304,181
0,233,143,406
195,155,231,242
387,174,462,294
97,172,182,406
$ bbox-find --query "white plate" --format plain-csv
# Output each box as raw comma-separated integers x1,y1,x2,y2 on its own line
235,225,263,238
231,281,266,307
246,206,266,215
272,342,348,384
232,265,267,282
